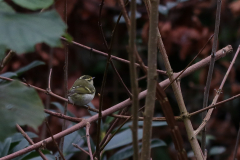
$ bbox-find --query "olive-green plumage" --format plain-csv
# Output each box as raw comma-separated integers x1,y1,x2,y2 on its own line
68,75,95,106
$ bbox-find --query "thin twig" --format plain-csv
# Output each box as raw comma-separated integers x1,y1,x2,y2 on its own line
100,106,145,152
0,50,14,72
72,143,90,155
101,134,112,149
16,124,48,160
108,7,133,99
201,0,222,151
93,105,130,157
96,0,111,158
41,48,54,140
164,34,214,90
233,123,240,160
189,92,240,117
44,109,83,123
45,121,66,160
137,75,147,81
86,122,94,160
95,1,131,159
60,37,167,75
195,45,240,136
110,61,132,98
94,107,128,157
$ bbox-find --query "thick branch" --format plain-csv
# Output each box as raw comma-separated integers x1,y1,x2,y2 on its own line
141,0,159,159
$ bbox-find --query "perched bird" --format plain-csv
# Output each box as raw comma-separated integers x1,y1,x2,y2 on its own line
68,75,95,106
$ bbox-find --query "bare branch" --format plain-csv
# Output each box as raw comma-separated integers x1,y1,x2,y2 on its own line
100,106,145,152
45,121,66,160
95,0,112,158
86,122,94,160
60,37,167,75
72,143,90,156
201,0,222,151
128,0,139,158
110,61,132,98
44,109,83,123
164,34,214,90
141,0,159,159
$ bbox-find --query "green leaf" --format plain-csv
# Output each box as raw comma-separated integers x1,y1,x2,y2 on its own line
11,139,31,160
209,146,226,155
22,150,53,160
0,0,15,13
114,121,167,132
0,138,12,157
109,139,166,160
196,134,215,146
104,128,143,151
12,0,54,10
63,128,84,154
11,139,29,153
0,45,7,60
152,147,171,160
146,139,166,149
0,72,18,83
166,2,178,9
0,81,45,141
54,126,86,159
0,10,66,54
158,5,168,15
11,132,38,143
28,154,55,160
51,102,75,117
62,32,73,42
15,60,45,76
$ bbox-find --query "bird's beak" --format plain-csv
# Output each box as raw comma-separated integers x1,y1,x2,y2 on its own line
92,77,95,80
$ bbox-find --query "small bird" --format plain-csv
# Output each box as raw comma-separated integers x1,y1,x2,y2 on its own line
68,75,95,106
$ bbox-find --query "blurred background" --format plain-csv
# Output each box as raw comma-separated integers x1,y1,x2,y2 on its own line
2,0,240,159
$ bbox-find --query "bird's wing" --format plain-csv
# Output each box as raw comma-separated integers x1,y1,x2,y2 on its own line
68,80,95,96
